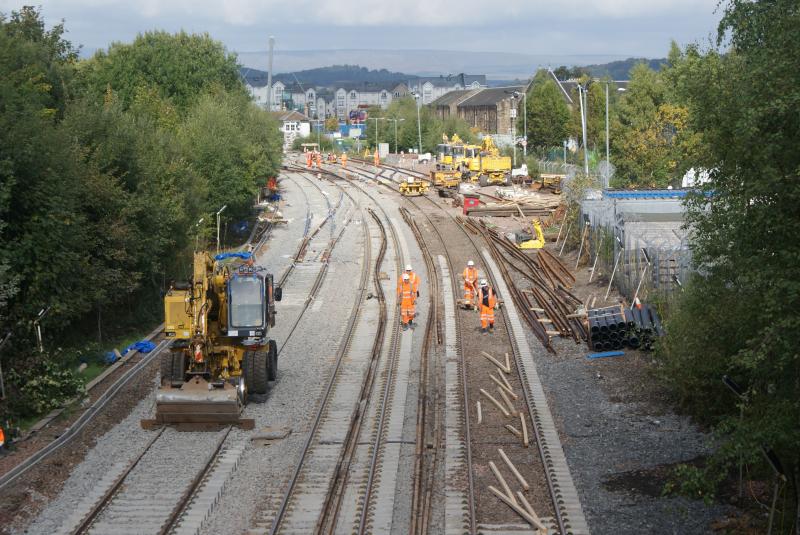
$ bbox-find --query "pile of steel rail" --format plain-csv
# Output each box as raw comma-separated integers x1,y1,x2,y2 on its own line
459,216,588,353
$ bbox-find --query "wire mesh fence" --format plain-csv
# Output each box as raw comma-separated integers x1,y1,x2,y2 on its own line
580,195,692,301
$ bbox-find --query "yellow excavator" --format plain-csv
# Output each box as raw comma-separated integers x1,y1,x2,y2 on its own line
516,219,546,249
431,134,462,188
142,251,281,429
477,136,512,187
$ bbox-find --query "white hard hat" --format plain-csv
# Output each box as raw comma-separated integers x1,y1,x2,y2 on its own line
402,273,410,280
405,264,412,271
480,279,488,287
467,260,475,267
407,177,414,183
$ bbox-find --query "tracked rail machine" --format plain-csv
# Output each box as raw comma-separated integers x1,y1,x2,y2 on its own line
142,251,281,429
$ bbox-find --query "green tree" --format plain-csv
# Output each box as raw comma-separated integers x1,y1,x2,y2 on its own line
659,0,800,517
78,30,245,111
520,71,571,150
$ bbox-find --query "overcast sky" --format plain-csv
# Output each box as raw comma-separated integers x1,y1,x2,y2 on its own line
1,1,723,71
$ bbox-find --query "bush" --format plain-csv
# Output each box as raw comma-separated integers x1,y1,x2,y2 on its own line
5,355,85,419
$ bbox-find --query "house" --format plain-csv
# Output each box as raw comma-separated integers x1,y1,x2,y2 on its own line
331,82,409,120
271,110,311,151
407,74,487,105
430,85,525,143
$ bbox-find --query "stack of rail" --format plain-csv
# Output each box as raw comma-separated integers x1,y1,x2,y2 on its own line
588,304,664,351
459,216,587,353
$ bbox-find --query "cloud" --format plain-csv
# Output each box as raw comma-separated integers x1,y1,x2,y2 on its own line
4,0,719,27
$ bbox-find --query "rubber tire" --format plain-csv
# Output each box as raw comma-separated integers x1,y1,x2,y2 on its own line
479,175,489,187
160,352,173,385
244,350,269,395
267,340,278,381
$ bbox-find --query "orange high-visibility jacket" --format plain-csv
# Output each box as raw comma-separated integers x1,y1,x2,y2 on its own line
478,286,496,309
407,271,420,293
463,267,478,285
397,279,415,303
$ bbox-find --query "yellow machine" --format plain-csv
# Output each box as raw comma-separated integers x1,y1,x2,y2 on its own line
477,136,512,187
532,173,564,194
143,251,281,428
460,145,482,179
399,176,430,196
516,219,546,249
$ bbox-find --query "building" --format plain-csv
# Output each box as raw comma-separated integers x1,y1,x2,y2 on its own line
407,74,487,105
271,110,311,151
431,85,525,143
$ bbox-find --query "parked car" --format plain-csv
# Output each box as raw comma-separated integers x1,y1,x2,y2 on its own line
417,152,432,163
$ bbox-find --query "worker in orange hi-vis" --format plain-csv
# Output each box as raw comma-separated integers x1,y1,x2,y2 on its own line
397,272,416,330
306,151,312,168
404,264,420,298
462,260,479,307
316,151,322,168
477,279,497,334
341,152,348,168
374,149,380,167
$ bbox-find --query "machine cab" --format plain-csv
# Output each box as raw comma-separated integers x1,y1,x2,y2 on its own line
227,269,280,340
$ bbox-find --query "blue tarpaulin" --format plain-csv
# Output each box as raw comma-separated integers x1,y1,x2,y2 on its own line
214,252,252,262
123,340,157,355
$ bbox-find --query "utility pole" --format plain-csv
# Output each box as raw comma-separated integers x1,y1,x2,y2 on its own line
386,118,405,154
578,85,589,176
411,92,423,154
370,117,382,150
510,95,517,168
33,307,50,354
194,217,204,252
216,205,227,254
266,36,274,111
605,82,610,187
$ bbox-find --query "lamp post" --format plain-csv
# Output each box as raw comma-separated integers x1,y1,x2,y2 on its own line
513,90,527,158
370,117,383,150
216,205,227,254
411,92,423,154
195,217,204,252
33,307,50,354
578,84,590,176
509,93,518,168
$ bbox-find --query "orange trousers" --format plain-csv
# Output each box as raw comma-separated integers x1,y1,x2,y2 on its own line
464,282,476,303
480,304,495,329
401,298,416,325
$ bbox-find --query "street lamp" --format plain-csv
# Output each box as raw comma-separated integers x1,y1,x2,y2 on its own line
370,117,384,151
195,217,204,252
410,92,422,155
577,84,590,176
508,92,518,168
513,90,527,158
33,307,50,354
216,205,227,254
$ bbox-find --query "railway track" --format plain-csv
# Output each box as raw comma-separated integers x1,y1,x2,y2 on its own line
344,158,590,534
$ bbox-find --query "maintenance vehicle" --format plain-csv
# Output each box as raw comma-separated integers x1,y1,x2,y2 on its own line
399,176,430,196
142,251,281,429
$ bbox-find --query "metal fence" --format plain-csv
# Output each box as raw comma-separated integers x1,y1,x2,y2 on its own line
580,194,692,300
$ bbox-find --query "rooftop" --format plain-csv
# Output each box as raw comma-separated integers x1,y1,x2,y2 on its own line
457,85,525,107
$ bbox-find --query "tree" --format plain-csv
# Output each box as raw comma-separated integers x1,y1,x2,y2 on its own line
324,116,339,132
520,71,571,150
609,64,698,187
78,30,245,111
658,0,800,518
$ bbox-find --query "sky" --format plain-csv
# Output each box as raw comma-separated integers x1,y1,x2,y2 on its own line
0,1,724,75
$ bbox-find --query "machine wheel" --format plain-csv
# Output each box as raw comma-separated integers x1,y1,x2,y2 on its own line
504,174,512,186
244,350,269,395
479,175,489,187
171,353,186,383
267,340,278,381
160,352,173,385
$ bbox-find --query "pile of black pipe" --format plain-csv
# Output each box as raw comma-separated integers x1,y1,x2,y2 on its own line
588,304,664,352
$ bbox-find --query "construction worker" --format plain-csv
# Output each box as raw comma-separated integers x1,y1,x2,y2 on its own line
341,152,348,168
477,279,497,334
405,264,420,297
462,260,479,307
306,151,313,168
397,272,416,330
0,425,4,452
374,149,380,167
315,151,322,168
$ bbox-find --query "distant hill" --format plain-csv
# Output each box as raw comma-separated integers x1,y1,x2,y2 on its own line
241,65,417,87
583,57,666,79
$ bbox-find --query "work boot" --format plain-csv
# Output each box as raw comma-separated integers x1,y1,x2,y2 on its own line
481,328,488,335
489,323,494,332
403,323,408,331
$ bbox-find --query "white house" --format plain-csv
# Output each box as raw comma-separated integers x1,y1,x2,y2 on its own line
407,74,487,104
271,110,311,151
